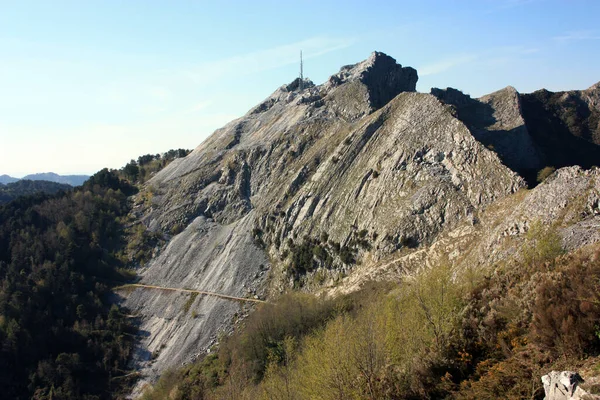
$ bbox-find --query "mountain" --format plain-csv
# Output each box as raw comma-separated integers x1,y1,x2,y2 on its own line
1,51,598,398
0,179,72,204
0,174,19,185
21,172,89,186
118,51,600,394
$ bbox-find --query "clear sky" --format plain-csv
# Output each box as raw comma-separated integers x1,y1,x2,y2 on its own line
1,0,599,177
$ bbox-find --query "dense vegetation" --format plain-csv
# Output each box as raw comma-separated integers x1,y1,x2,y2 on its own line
0,148,192,399
141,223,600,399
0,180,72,204
0,169,138,399
121,149,191,184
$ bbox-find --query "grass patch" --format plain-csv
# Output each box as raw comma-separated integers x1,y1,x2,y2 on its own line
182,292,199,315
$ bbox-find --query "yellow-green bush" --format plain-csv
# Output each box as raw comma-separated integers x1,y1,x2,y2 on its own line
522,220,563,266
256,263,465,399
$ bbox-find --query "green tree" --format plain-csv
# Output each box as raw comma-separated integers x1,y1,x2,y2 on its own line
123,160,139,182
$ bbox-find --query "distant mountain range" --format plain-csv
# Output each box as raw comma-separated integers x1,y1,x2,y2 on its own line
0,172,89,186
0,174,19,185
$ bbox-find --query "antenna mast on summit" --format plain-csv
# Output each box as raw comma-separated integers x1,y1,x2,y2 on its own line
299,50,304,91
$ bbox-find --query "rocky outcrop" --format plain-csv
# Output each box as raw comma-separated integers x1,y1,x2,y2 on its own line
431,86,544,181
121,52,433,389
519,83,600,173
542,371,600,400
122,213,268,395
432,82,600,185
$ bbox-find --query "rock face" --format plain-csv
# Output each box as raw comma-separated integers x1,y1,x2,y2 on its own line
520,83,600,172
431,86,544,181
120,52,600,391
542,371,600,400
122,213,267,395
327,165,600,295
123,52,433,391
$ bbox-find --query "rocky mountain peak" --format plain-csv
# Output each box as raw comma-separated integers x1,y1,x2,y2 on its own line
248,77,317,114
247,51,418,122
583,81,600,108
287,77,315,92
324,51,418,110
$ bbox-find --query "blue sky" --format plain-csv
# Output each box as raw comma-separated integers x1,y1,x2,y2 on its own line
1,0,599,177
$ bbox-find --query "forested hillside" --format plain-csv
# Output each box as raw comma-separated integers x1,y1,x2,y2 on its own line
0,147,192,399
0,169,137,399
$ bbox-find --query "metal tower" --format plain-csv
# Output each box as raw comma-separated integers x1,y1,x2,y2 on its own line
299,50,304,91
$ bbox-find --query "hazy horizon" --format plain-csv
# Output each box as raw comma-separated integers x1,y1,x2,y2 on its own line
1,0,599,177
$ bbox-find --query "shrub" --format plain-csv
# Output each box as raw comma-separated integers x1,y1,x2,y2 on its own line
182,292,199,315
290,242,315,274
537,166,556,183
171,223,184,235
219,292,344,382
319,232,329,243
267,264,464,399
455,349,545,400
313,269,328,285
140,369,185,400
339,246,354,264
531,251,600,358
311,245,325,260
522,221,563,266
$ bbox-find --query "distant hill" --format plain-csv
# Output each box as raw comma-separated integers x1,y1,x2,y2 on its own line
0,179,72,204
0,174,19,185
21,172,89,186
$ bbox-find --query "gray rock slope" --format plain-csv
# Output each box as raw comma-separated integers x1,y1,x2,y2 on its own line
334,165,600,294
542,371,600,400
121,52,599,391
123,213,268,394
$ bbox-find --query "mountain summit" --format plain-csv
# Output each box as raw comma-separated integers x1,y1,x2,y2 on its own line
324,51,418,109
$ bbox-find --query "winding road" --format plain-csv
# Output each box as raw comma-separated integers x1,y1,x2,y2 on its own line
115,283,266,304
